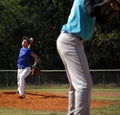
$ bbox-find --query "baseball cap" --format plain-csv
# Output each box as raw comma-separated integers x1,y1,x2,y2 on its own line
23,36,30,44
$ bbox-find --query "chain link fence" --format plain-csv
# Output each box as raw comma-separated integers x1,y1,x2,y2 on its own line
0,69,120,87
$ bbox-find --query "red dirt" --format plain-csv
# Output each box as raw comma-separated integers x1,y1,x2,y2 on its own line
0,91,117,110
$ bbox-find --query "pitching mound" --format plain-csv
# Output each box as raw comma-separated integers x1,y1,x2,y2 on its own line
0,91,115,110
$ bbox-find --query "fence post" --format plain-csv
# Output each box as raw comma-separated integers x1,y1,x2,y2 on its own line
102,71,105,88
38,74,40,86
5,72,8,87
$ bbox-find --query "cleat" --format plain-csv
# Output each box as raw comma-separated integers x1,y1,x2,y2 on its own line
19,95,25,99
16,90,19,94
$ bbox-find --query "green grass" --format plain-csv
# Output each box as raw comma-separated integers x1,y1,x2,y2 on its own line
92,88,120,92
91,105,120,115
0,108,67,115
0,105,120,115
0,86,120,115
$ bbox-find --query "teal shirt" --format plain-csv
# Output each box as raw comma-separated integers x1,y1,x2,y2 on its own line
61,0,95,40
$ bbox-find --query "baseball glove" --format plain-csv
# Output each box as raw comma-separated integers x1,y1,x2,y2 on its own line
31,66,41,77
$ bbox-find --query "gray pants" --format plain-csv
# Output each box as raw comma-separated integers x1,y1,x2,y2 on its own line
56,32,92,115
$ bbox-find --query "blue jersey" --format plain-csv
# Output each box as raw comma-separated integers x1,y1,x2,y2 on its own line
61,0,95,40
17,48,33,68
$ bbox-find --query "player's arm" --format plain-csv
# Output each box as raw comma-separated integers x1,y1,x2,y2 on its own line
31,53,39,67
96,1,120,23
84,0,114,17
107,1,120,20
28,38,34,49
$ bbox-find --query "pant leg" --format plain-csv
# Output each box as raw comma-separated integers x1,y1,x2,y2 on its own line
57,35,75,115
67,84,75,115
17,67,31,96
17,70,20,92
57,33,92,115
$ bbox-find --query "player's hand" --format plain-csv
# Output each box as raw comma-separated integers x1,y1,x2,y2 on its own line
110,1,120,11
32,64,37,68
30,38,34,44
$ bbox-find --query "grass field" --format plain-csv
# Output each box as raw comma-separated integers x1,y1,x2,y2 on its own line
0,85,120,115
91,88,120,115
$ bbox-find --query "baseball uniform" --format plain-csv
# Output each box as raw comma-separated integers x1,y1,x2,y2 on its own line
17,47,33,97
56,0,114,114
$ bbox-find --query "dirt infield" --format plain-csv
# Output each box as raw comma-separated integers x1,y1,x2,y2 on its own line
0,91,118,110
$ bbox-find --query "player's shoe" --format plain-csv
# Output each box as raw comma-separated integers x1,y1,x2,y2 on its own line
19,95,25,99
16,90,19,94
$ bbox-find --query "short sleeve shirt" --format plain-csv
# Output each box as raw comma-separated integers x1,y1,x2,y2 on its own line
17,48,33,68
61,0,95,40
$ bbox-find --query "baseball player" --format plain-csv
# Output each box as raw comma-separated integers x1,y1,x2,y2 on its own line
56,0,120,114
17,36,38,99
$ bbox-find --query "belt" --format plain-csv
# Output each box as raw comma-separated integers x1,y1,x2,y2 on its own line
63,31,68,34
18,67,25,69
62,31,82,40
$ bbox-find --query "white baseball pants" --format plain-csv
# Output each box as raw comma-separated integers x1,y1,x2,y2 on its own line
56,32,92,115
17,67,31,96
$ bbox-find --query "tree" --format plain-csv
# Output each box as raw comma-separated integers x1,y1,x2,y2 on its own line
85,12,120,69
0,0,120,70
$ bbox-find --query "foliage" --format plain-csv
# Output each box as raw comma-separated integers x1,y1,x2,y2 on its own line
85,13,120,69
0,0,120,69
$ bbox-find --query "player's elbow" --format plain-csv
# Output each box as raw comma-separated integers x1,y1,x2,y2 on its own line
35,55,38,60
85,5,101,17
85,8,100,17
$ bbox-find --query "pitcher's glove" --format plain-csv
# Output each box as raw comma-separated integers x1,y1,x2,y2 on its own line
31,66,40,77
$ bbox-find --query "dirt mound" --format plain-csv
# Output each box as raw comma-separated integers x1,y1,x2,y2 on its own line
0,91,115,110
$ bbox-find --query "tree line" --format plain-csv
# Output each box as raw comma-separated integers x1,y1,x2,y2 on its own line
0,0,120,70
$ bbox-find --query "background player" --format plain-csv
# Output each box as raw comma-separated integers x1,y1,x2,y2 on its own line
17,36,38,99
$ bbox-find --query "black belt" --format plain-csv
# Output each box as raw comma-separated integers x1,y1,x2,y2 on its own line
63,31,82,40
18,67,25,69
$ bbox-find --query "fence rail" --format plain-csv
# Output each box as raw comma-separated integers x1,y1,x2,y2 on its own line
0,69,120,72
0,69,120,87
